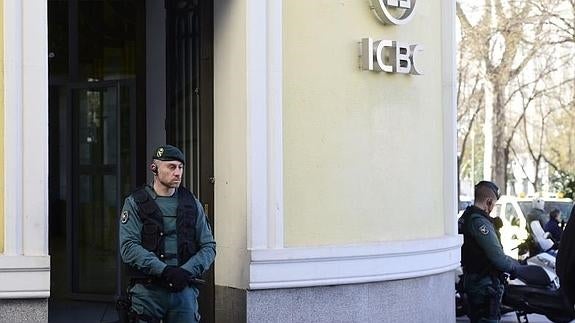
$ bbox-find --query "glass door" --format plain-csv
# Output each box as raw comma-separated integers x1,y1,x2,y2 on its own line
69,81,135,299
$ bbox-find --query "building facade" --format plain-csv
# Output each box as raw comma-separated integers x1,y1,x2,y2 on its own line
0,0,461,322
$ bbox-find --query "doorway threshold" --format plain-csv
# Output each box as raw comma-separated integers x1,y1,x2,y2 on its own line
48,299,118,323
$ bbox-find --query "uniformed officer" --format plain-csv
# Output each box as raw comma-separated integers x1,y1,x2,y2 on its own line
119,145,216,322
460,181,518,323
544,208,563,243
557,206,575,310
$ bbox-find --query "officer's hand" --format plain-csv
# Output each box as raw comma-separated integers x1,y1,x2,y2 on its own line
511,265,550,286
161,266,191,292
507,259,521,280
509,268,517,280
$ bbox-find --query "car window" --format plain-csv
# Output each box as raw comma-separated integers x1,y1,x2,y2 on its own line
544,201,573,222
518,200,574,222
505,203,520,226
567,208,573,221
518,201,531,217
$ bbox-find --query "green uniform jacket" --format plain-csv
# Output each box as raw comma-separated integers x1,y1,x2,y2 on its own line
119,186,216,278
463,209,517,274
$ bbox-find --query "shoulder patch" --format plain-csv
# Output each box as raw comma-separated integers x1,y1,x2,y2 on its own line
479,224,489,235
121,210,129,224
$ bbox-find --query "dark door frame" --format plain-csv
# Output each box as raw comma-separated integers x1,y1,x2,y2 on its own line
165,0,215,322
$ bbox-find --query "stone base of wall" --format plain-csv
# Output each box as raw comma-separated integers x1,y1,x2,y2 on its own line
0,298,48,322
245,272,455,323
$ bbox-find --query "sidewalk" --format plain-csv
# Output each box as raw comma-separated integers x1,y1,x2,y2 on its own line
457,312,559,322
50,299,566,323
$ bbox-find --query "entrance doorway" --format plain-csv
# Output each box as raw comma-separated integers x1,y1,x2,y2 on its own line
69,81,136,298
48,0,214,321
49,79,141,320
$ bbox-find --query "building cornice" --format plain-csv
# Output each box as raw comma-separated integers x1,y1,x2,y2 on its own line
249,235,461,289
0,256,50,298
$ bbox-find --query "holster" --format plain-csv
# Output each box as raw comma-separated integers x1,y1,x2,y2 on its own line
116,294,162,323
486,274,504,319
116,276,205,322
115,295,132,323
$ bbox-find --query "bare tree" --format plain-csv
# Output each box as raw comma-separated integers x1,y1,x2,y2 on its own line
457,0,560,193
532,0,575,176
457,39,485,197
507,49,575,192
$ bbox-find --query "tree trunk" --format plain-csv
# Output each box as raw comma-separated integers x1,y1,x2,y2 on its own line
492,84,507,192
483,82,494,181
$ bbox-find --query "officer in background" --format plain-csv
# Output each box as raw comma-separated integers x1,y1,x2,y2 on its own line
544,208,563,243
119,145,216,322
460,181,519,322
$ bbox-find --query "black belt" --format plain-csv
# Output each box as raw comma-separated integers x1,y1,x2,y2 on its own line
131,276,206,288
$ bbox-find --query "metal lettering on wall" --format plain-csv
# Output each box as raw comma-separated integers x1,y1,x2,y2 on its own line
361,0,423,75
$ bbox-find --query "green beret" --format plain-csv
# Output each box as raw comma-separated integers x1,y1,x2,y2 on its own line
152,145,185,164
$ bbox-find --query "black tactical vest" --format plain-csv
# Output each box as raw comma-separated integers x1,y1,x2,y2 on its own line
131,186,199,267
461,206,494,275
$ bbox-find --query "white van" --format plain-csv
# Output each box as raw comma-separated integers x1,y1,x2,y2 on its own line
490,195,573,259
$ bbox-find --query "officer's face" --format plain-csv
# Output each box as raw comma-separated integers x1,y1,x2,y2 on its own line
485,199,494,213
555,212,561,220
485,195,497,213
156,160,184,188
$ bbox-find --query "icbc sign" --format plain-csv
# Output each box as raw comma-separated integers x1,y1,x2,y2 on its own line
361,0,423,75
371,0,417,25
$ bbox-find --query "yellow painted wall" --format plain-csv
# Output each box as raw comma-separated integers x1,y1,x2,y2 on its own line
284,1,445,246
0,0,4,254
213,0,249,289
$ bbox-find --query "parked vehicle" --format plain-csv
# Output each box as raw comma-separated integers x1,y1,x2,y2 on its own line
456,219,573,322
490,195,573,259
455,266,466,317
503,262,573,323
502,221,574,323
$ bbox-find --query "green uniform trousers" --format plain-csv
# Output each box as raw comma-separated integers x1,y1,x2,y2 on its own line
130,283,200,322
464,273,504,323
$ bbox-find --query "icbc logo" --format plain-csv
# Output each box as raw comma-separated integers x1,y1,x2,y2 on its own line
371,0,417,25
361,0,423,75
361,38,423,75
